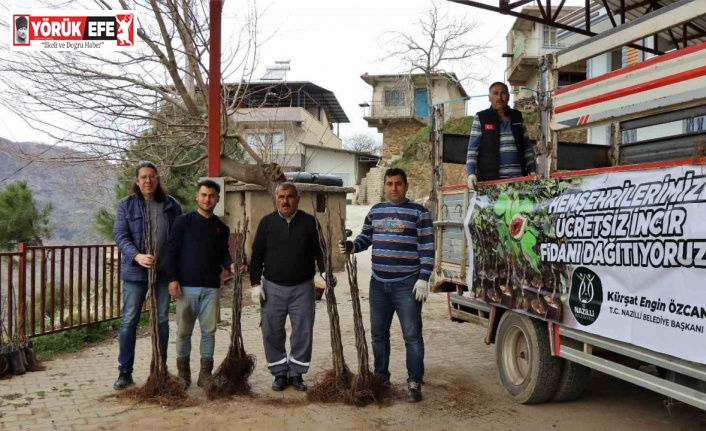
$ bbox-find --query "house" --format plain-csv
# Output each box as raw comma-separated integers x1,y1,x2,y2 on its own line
360,73,468,162
231,81,349,170
229,79,380,202
300,143,380,190
505,5,585,109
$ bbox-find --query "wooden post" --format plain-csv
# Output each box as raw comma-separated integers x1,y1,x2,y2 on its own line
17,243,26,340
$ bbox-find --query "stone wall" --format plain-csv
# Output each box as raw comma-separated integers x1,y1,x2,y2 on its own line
356,167,385,205
381,121,425,162
364,167,385,204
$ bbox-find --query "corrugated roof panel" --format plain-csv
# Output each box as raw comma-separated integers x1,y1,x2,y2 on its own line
604,0,706,49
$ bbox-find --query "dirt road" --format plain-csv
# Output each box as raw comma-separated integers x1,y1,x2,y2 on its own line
2,205,705,431
105,205,706,431
103,296,706,431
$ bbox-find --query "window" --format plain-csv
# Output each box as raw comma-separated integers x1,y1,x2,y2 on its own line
685,115,706,133
272,131,283,150
542,25,557,48
246,130,284,151
384,90,406,107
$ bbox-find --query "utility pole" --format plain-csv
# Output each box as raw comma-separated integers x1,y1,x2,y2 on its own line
208,0,222,177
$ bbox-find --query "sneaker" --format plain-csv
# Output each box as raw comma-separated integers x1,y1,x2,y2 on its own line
407,381,422,403
271,375,288,391
289,375,308,392
113,372,134,390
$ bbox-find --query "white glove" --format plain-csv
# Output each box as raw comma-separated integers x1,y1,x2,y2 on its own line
413,280,429,302
467,174,477,191
339,240,353,255
250,285,266,304
321,272,337,287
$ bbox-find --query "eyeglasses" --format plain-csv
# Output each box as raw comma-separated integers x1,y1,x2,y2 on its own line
138,175,158,181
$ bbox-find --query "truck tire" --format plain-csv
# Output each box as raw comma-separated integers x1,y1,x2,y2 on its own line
551,359,591,402
496,312,561,404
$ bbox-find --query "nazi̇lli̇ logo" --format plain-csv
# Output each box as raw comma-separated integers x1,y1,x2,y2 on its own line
569,267,603,326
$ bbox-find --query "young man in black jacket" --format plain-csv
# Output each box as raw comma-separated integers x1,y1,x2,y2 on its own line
167,179,235,388
249,182,336,392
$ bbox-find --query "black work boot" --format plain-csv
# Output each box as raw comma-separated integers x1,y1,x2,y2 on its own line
176,357,191,388
271,375,288,391
197,357,214,388
289,375,308,392
407,380,423,403
375,372,392,388
113,372,134,390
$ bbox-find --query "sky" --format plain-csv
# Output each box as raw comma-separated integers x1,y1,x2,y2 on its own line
236,0,519,143
0,0,519,145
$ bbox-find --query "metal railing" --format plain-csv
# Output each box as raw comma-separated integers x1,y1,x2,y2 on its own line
364,100,415,119
0,243,122,340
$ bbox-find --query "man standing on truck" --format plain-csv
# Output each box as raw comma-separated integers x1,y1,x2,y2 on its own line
339,168,434,403
466,82,536,190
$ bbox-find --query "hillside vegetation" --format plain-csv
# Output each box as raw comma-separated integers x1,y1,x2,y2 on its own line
0,139,117,245
391,116,476,200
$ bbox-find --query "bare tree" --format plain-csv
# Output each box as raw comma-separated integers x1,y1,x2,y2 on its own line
0,0,284,186
383,0,493,115
343,132,381,155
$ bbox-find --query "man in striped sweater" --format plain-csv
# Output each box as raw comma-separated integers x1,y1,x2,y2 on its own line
340,168,434,403
466,81,536,190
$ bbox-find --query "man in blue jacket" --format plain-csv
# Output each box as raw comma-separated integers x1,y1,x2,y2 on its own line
113,161,182,390
167,179,235,388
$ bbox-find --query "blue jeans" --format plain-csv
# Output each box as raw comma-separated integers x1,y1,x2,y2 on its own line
175,287,220,359
369,276,425,383
117,280,171,373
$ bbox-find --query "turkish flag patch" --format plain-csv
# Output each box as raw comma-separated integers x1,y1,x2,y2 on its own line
484,124,495,130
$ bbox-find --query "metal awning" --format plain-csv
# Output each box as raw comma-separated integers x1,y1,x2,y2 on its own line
448,0,706,53
226,81,350,124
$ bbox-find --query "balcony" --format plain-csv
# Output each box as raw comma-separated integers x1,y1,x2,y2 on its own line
233,107,307,124
506,38,566,86
361,100,429,132
363,100,414,119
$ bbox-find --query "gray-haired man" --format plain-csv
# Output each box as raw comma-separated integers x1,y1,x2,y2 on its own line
248,182,336,392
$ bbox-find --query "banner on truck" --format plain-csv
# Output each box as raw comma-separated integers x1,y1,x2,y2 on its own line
463,164,706,365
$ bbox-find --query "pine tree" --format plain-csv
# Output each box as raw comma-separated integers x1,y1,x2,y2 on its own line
0,181,54,250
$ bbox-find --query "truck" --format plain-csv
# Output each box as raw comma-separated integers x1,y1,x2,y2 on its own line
431,0,706,409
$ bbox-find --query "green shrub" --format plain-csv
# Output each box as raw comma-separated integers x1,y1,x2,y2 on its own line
32,312,149,360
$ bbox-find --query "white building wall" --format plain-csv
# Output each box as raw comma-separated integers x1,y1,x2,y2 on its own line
304,148,357,187
296,110,342,148
586,53,612,145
